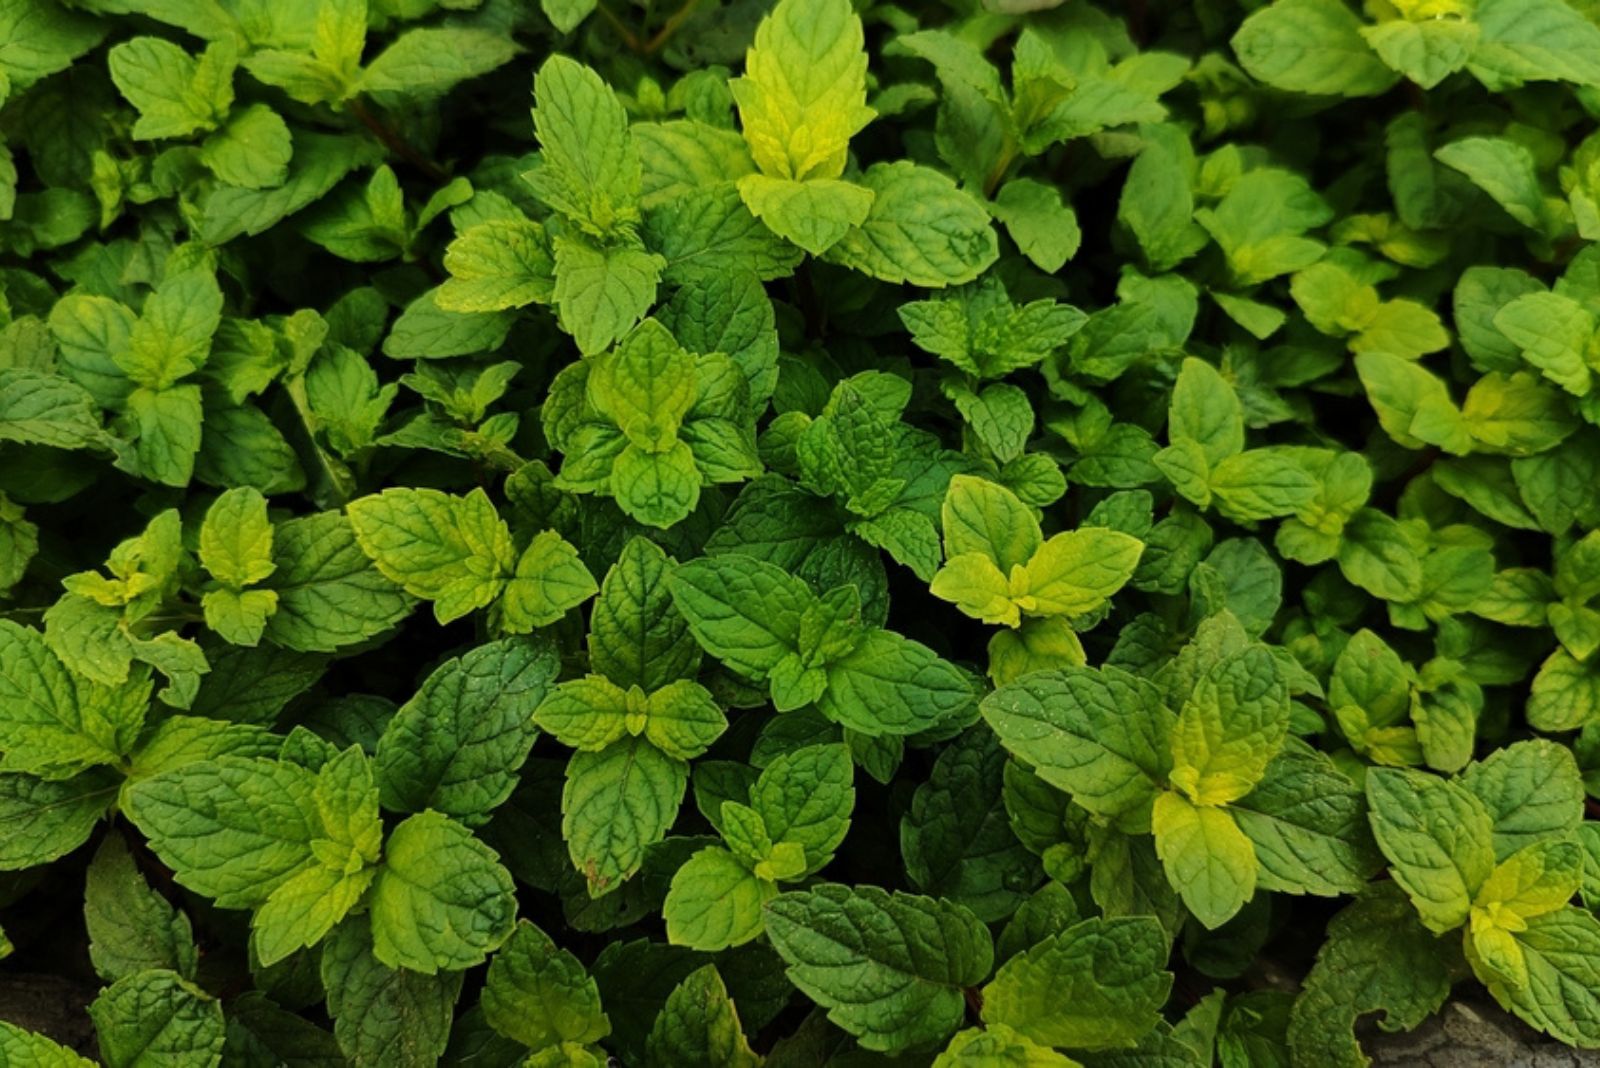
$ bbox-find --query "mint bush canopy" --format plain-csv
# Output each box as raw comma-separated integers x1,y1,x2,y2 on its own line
2,0,1600,1063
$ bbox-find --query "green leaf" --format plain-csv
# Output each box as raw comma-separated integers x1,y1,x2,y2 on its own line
107,37,233,140
563,736,687,896
991,177,1081,273
262,512,415,653
1231,0,1398,96
1529,649,1600,733
664,845,774,951
1151,791,1258,929
529,55,641,237
902,728,1036,921
824,161,998,287
1435,136,1552,233
669,553,808,678
1022,527,1144,619
1492,291,1594,396
933,1024,1078,1067
817,629,974,737
1470,0,1600,88
645,964,759,1068
482,920,610,1051
1366,767,1496,933
1170,645,1290,806
0,769,119,871
982,666,1173,831
731,0,874,184
940,474,1042,573
368,809,516,973
123,757,319,908
1287,885,1458,1068
1230,743,1383,897
0,620,147,779
1364,16,1478,91
587,537,701,691
375,637,558,825
346,487,515,624
981,915,1172,1050
322,920,462,1068
763,883,993,1053
84,832,197,983
501,530,597,632
89,968,225,1068
0,369,108,450
357,28,517,102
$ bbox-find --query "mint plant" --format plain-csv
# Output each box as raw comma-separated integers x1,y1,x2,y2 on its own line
3,0,1600,1063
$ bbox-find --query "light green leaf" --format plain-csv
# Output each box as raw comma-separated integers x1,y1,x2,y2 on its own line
1231,0,1398,96
1366,767,1496,933
482,920,610,1051
528,55,640,237
664,845,774,951
346,487,515,624
823,161,999,287
501,530,597,632
437,218,556,312
1169,357,1244,465
107,36,233,140
730,0,874,183
1170,645,1290,806
368,809,516,974
1151,791,1258,929
552,237,666,356
0,1022,97,1067
981,915,1172,1050
199,102,291,189
736,174,874,257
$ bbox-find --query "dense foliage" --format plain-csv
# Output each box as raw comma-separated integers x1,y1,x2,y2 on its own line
2,0,1600,1063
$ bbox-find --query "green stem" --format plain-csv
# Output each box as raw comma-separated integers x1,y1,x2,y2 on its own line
983,139,1018,200
348,97,447,182
642,0,702,54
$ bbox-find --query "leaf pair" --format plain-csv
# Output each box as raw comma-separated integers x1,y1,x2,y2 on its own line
545,318,762,529
670,553,975,736
665,743,853,950
1365,746,1599,1043
347,486,596,629
125,745,518,973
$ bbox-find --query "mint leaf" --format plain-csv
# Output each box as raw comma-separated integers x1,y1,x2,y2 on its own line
764,884,993,1052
